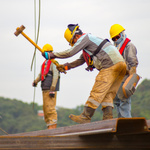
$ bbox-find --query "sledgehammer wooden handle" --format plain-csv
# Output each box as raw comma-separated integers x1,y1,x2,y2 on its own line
14,25,66,73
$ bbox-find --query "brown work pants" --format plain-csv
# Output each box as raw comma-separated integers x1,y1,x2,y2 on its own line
85,62,126,109
42,90,57,127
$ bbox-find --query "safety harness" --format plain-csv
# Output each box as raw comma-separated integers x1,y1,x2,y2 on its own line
83,39,109,71
82,50,94,71
41,60,52,81
117,37,141,99
119,38,131,55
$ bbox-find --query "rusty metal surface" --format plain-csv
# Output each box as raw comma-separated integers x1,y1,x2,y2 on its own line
0,132,150,150
7,117,149,137
0,118,150,150
7,118,117,137
113,117,149,135
56,128,113,137
147,120,150,128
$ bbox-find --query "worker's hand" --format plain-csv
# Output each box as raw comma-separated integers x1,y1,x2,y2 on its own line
57,64,66,73
129,66,136,75
42,52,56,60
56,63,70,73
50,86,55,91
32,81,37,87
49,91,55,98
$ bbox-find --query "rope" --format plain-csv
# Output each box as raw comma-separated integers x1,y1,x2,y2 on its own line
31,0,41,71
0,127,8,135
31,0,41,109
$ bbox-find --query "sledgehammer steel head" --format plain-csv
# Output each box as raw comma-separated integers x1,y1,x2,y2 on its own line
14,25,25,36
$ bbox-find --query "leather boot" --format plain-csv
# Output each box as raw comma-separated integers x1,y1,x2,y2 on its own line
47,124,57,129
102,106,113,120
69,106,95,124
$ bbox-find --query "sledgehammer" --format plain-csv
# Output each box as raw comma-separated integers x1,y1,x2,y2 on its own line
14,25,66,73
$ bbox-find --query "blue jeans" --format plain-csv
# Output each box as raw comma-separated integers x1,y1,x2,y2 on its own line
114,81,132,118
114,96,132,118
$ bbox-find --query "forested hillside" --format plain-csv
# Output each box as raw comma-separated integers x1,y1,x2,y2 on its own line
131,79,150,118
0,79,150,135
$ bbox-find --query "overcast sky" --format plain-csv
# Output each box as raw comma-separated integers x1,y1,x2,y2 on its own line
0,0,150,108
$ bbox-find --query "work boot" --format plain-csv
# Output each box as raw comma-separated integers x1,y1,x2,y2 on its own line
102,106,113,120
69,106,95,124
47,124,57,129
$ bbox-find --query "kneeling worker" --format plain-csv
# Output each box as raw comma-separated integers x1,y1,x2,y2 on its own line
32,44,60,129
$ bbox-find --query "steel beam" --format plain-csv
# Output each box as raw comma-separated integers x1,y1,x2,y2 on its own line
1,118,150,149
0,132,150,150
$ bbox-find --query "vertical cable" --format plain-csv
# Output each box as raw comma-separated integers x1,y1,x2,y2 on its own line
32,0,41,109
32,0,37,109
31,0,41,71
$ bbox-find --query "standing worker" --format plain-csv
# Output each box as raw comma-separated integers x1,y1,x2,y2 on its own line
42,24,126,124
32,44,60,129
109,24,138,118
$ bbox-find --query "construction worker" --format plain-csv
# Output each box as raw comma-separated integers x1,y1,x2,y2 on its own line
109,24,138,118
32,44,60,129
42,24,126,124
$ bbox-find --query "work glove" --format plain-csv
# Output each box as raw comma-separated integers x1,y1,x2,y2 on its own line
56,63,70,73
129,66,136,75
42,52,56,60
56,64,66,73
49,91,55,98
32,81,37,87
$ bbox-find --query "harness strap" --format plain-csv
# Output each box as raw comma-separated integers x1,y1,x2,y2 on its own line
82,51,91,66
82,39,109,71
93,39,109,56
41,60,52,81
119,38,131,55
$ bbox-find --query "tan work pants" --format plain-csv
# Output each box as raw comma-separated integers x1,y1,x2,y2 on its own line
42,90,57,126
85,62,126,109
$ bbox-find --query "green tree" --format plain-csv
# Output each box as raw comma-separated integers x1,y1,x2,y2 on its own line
0,79,149,134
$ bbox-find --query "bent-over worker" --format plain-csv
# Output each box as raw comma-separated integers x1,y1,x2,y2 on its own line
42,24,126,124
32,44,60,129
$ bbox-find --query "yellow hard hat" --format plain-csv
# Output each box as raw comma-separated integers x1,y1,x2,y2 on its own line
109,24,125,39
64,24,79,46
42,44,53,52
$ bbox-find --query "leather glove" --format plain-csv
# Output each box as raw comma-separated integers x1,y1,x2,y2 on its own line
32,81,37,87
56,63,71,73
42,52,56,60
129,66,136,75
56,64,66,73
49,91,55,97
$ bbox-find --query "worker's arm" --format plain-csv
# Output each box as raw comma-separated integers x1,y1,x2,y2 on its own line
50,64,60,91
125,42,138,75
49,64,60,97
43,34,89,59
56,54,85,73
32,73,41,86
65,55,85,69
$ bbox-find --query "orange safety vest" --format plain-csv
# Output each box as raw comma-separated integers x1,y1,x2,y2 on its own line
41,60,52,81
119,38,131,55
